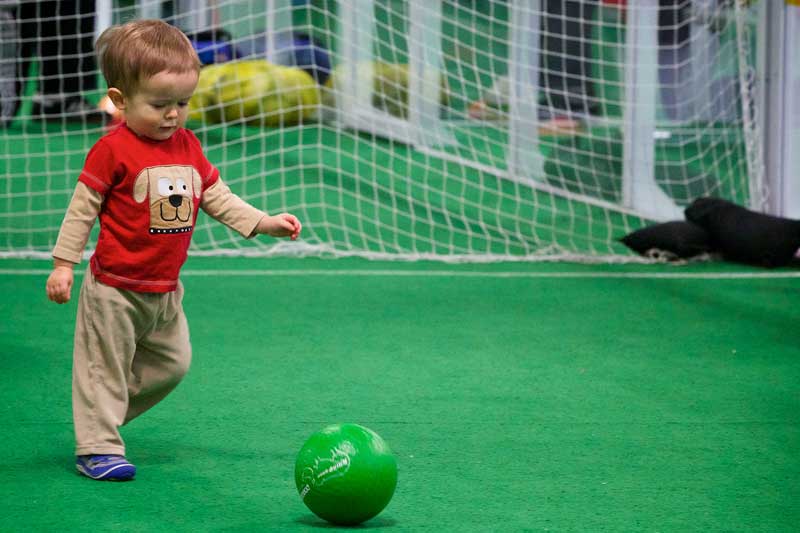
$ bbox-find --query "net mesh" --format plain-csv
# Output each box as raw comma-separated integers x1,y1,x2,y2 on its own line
0,0,764,262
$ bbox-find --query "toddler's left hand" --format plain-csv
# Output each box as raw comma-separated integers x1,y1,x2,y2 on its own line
262,213,302,240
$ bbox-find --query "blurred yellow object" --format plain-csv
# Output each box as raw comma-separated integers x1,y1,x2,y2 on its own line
189,60,320,127
323,62,449,118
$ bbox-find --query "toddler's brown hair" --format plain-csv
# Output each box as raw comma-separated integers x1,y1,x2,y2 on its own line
96,19,201,94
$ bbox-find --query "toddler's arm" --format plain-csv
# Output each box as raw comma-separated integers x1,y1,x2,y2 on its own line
201,179,301,240
46,182,102,304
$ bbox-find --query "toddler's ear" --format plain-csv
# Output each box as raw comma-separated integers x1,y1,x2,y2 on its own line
133,169,149,203
107,88,126,111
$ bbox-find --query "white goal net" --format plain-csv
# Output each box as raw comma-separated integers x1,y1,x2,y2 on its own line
0,0,764,262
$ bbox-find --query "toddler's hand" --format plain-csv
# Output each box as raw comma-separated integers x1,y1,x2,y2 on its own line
46,265,74,304
261,213,302,240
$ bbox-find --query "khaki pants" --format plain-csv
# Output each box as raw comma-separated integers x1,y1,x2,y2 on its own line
72,270,191,456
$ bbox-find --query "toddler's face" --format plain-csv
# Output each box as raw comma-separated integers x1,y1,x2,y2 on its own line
123,70,199,141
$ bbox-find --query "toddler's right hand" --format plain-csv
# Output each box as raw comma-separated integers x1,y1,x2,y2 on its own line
46,264,74,304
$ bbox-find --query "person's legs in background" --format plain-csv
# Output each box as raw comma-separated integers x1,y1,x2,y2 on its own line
21,0,105,123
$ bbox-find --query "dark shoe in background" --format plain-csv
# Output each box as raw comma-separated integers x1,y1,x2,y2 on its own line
31,95,107,124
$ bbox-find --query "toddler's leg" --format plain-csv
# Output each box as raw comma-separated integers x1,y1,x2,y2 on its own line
73,271,139,456
125,282,192,424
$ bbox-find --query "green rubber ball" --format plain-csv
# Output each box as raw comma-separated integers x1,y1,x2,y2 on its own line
294,423,398,526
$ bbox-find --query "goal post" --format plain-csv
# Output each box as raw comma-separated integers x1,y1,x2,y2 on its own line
762,0,800,219
0,0,767,262
333,0,454,148
507,0,544,186
620,0,682,220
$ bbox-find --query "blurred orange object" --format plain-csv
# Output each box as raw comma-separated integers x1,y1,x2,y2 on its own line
98,95,123,129
538,117,582,137
468,100,505,121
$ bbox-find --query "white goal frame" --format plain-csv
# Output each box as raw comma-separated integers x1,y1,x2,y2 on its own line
330,0,765,222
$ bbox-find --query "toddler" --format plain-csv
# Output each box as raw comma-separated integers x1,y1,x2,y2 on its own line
45,19,301,480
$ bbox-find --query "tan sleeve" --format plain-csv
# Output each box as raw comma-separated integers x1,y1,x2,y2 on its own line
200,178,266,238
52,182,103,264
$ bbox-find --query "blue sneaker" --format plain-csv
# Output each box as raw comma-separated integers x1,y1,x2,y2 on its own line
76,455,136,481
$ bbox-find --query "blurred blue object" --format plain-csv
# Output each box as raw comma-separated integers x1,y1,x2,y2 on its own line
236,32,330,84
190,28,236,65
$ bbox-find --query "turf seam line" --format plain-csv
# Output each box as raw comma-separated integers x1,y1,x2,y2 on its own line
3,268,800,279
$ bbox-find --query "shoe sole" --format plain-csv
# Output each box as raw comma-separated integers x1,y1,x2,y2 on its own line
76,463,136,481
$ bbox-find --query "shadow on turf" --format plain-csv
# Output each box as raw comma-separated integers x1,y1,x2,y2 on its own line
295,515,397,529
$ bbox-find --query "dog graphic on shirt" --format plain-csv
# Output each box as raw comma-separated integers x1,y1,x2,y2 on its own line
133,165,202,234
